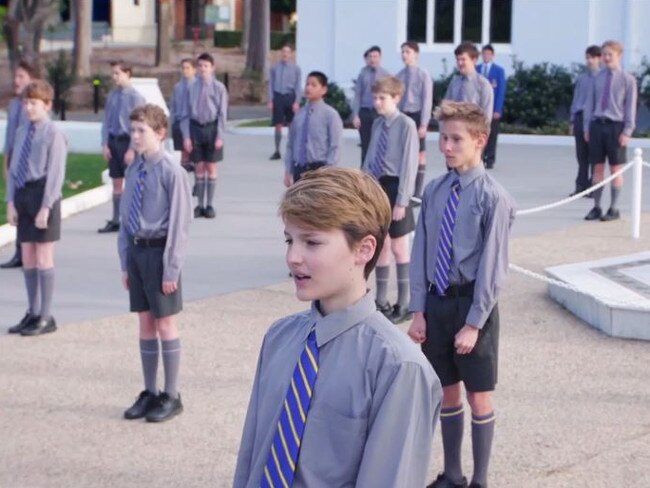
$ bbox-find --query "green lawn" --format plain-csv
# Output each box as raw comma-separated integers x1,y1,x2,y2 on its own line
0,154,106,225
237,118,272,128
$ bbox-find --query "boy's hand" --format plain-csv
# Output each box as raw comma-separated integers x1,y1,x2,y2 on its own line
122,272,129,290
283,172,293,188
292,102,300,113
407,312,427,344
102,144,112,162
7,202,18,226
215,138,224,150
619,134,630,146
418,126,427,139
392,205,406,221
184,138,193,154
162,281,178,295
454,324,479,354
353,116,361,129
34,207,50,229
124,149,135,165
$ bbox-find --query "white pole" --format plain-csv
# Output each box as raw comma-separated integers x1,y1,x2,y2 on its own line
631,147,643,239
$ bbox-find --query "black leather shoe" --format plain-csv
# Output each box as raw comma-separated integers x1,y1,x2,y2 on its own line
468,483,486,488
146,392,183,423
270,151,281,160
194,206,204,218
97,221,120,233
584,207,602,221
375,300,392,318
600,208,620,221
0,254,22,269
8,312,40,334
204,206,216,219
427,473,468,488
124,390,158,420
389,304,413,324
21,316,57,336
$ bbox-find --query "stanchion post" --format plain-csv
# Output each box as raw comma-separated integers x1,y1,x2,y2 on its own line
631,147,643,239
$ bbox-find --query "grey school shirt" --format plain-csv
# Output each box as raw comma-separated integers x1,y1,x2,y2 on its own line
4,96,27,157
101,85,146,144
362,110,419,207
410,165,516,328
570,70,596,122
117,150,192,283
267,60,302,101
169,77,194,125
6,117,67,209
284,100,343,172
396,65,434,128
233,292,441,488
582,67,637,136
444,71,494,122
180,75,228,140
352,65,391,116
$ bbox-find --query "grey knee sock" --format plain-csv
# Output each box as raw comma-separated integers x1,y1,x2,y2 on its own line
23,268,40,316
593,185,603,208
162,338,181,398
140,339,159,394
415,167,426,198
375,265,390,306
610,186,621,210
441,405,465,484
206,177,217,207
396,263,410,309
196,176,207,208
274,130,282,152
112,194,121,223
38,268,55,321
471,411,496,486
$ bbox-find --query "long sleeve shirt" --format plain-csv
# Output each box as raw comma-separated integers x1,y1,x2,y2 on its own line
6,117,67,209
169,78,194,125
444,71,494,122
267,60,302,101
101,85,146,145
4,96,27,158
362,111,419,207
180,75,228,140
233,293,441,488
409,165,516,328
284,100,343,173
396,65,434,128
117,150,192,283
476,62,506,114
569,70,596,122
352,65,391,116
582,67,637,136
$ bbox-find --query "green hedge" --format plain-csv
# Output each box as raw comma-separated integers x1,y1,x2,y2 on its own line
213,30,295,49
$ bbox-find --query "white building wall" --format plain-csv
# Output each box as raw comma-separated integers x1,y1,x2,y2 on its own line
111,1,156,45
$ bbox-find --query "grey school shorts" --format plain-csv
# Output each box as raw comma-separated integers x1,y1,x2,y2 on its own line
107,134,131,178
15,178,61,243
189,120,224,163
126,244,183,319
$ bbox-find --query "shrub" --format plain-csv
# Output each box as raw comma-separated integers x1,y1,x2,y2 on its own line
270,31,295,50
46,50,76,118
325,82,352,122
214,30,242,48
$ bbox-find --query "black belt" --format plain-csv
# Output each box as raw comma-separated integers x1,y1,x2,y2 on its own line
594,117,620,124
109,133,130,140
191,119,217,128
22,177,47,188
132,236,167,248
428,281,475,298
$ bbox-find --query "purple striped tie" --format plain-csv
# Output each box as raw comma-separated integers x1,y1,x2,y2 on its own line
14,123,36,189
601,70,612,111
297,107,312,166
368,123,389,179
434,179,461,295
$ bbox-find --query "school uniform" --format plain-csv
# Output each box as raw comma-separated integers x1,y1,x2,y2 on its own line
233,292,441,488
352,65,391,164
396,65,433,152
181,75,228,164
170,77,194,151
284,100,343,182
101,85,146,178
268,60,302,126
570,70,597,193
117,150,192,318
444,71,494,122
476,61,506,168
362,110,419,238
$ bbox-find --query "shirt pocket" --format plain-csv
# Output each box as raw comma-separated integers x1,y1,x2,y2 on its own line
456,197,484,245
299,402,368,486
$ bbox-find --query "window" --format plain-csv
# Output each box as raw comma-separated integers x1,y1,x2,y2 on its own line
406,0,512,46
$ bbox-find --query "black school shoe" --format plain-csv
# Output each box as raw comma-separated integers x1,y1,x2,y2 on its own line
8,312,40,334
600,208,620,221
98,221,120,233
375,300,393,318
427,473,468,488
0,253,22,269
269,151,281,160
194,206,205,218
124,390,159,420
21,316,57,336
145,392,183,423
204,206,216,219
584,207,603,221
389,304,413,324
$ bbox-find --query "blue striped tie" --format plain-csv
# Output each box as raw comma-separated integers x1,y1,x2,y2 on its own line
262,328,319,488
368,123,388,179
297,108,312,166
14,123,36,189
434,179,461,295
127,163,146,236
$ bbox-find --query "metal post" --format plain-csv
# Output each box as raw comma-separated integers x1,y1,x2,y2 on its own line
631,147,643,239
93,79,101,114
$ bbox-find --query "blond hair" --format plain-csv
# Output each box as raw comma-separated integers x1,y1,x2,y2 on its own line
130,104,168,133
279,167,392,278
602,40,623,54
372,76,404,98
23,79,54,103
434,101,490,138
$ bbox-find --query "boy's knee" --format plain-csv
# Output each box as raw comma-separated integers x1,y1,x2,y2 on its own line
466,391,493,415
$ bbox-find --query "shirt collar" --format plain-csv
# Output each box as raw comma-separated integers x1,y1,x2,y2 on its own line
455,164,485,189
140,150,166,169
309,292,377,348
383,110,400,126
462,71,478,81
307,99,324,109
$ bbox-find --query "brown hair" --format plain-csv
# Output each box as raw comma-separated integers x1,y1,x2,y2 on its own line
454,41,480,59
129,104,168,133
16,61,37,78
110,60,133,76
279,167,392,278
180,58,196,68
434,100,489,138
602,40,623,54
372,76,404,97
401,41,420,53
23,79,54,103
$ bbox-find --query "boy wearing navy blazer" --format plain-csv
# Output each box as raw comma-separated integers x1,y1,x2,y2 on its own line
477,45,506,169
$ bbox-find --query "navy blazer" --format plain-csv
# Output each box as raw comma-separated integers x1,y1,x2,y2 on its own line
477,62,506,115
